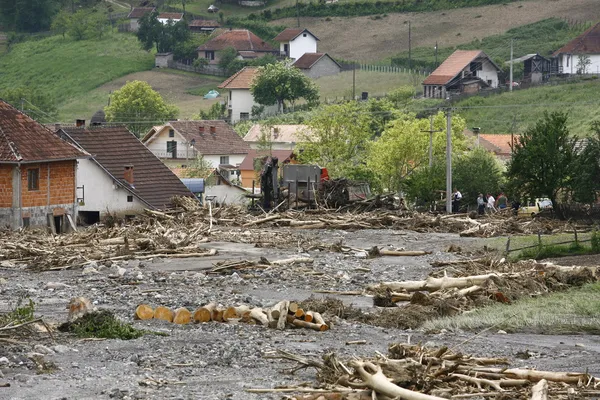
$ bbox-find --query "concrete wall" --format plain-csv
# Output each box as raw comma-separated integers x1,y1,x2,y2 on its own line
229,89,277,123
301,56,341,79
289,34,318,60
247,141,296,151
476,59,499,88
155,53,173,68
205,184,248,205
77,159,146,217
423,85,446,99
130,18,140,31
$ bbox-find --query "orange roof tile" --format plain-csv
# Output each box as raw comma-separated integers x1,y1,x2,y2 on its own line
158,12,183,20
423,50,484,86
218,67,259,90
478,134,520,156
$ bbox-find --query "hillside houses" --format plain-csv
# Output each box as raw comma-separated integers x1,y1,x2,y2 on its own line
552,21,600,75
273,28,319,60
197,30,277,64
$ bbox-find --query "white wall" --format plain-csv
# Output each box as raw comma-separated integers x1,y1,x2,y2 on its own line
205,185,248,205
158,17,181,24
476,59,499,88
204,154,246,168
289,33,318,60
560,54,600,74
229,89,278,123
77,159,146,216
247,141,295,150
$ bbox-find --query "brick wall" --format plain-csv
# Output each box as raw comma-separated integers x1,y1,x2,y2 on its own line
20,161,76,208
0,165,12,208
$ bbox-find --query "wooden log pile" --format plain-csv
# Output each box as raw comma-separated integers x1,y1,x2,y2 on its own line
252,343,600,399
133,301,330,332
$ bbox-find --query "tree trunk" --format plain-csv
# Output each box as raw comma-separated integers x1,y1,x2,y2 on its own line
531,379,548,400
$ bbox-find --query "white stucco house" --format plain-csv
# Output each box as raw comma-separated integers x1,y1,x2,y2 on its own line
218,67,278,123
59,126,195,224
273,28,319,61
142,120,250,180
422,50,501,99
157,12,184,25
552,22,600,75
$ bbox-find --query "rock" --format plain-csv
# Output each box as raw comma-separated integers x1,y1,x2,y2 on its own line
354,251,368,259
0,357,9,366
109,266,126,277
13,374,30,383
575,343,585,348
34,344,55,355
0,261,15,268
497,330,508,335
44,282,71,290
0,278,7,285
52,345,71,354
0,369,4,378
82,266,98,275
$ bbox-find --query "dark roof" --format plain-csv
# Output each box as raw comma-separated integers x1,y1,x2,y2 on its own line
91,110,106,125
273,28,319,42
218,67,259,90
197,30,275,52
61,126,194,210
239,149,293,170
553,22,600,56
127,7,155,19
293,52,340,69
189,19,220,28
423,50,500,86
0,100,87,163
158,12,183,20
144,121,250,155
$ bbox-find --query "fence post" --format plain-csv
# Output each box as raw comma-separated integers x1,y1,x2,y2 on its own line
537,230,542,246
574,226,578,246
505,236,511,256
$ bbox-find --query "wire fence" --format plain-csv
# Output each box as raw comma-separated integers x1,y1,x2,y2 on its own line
504,227,597,257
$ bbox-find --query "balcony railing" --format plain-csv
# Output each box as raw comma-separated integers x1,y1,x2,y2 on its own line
152,150,196,159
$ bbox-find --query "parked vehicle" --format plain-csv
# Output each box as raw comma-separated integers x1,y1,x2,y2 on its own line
517,198,553,219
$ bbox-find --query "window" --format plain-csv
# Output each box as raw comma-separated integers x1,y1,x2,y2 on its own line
487,79,492,85
27,168,39,191
168,129,175,138
205,51,215,60
303,33,307,37
127,195,134,203
240,112,250,120
220,156,229,165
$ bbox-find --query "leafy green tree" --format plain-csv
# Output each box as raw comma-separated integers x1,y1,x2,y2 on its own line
218,47,245,75
181,155,213,179
0,86,58,122
453,147,503,206
0,0,58,32
403,160,446,207
571,121,600,203
506,111,576,217
104,80,178,137
137,11,189,53
51,10,71,38
251,62,319,113
67,10,91,40
196,102,226,120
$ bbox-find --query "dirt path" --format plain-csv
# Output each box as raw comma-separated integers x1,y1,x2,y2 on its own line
271,0,600,61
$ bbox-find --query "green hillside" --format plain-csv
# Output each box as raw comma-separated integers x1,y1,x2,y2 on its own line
0,32,153,111
451,79,600,137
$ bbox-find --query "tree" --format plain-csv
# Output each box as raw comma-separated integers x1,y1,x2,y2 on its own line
104,80,178,137
403,160,446,207
453,147,503,206
0,86,58,122
51,10,71,38
506,111,576,217
298,102,372,178
577,55,592,75
196,102,226,120
181,155,213,179
571,121,600,203
0,0,57,32
218,47,245,75
367,112,467,193
251,62,319,113
137,11,189,53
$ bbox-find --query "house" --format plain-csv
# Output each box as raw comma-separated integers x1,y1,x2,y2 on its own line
59,125,194,224
0,100,88,231
197,29,276,65
189,19,220,33
142,120,250,180
552,22,600,75
464,129,519,162
158,12,184,24
218,67,278,123
423,50,501,99
293,52,341,78
243,124,312,150
273,28,319,60
204,169,248,205
239,149,294,189
126,7,155,31
508,54,551,84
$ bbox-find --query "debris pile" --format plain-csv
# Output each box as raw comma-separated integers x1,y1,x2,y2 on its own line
257,343,600,399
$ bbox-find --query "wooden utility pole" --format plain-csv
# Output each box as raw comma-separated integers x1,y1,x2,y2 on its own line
408,21,412,70
352,64,356,100
435,41,438,67
296,0,300,28
445,108,453,214
510,39,514,92
420,116,443,167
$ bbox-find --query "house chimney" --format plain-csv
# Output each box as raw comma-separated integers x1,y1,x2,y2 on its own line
76,119,85,127
124,164,134,184
210,126,216,134
54,123,61,132
199,126,205,134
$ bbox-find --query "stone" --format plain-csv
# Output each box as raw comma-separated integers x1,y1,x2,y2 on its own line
109,266,126,277
13,374,30,383
34,344,55,355
0,278,7,285
497,330,508,335
575,343,585,348
82,267,98,275
52,345,71,354
44,282,71,290
0,357,9,366
354,251,368,259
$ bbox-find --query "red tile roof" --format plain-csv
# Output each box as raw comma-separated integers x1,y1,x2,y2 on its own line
189,19,220,28
239,149,293,170
423,50,485,86
158,12,183,20
197,30,275,52
0,100,87,163
478,134,520,156
218,67,259,90
293,52,340,69
273,28,319,42
62,126,194,210
127,7,155,19
553,22,600,56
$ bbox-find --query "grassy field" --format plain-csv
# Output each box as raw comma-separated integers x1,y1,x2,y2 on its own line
0,32,153,110
452,79,600,136
315,70,422,100
424,282,600,334
483,231,596,260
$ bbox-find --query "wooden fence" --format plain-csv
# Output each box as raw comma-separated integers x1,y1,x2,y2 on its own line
505,227,597,257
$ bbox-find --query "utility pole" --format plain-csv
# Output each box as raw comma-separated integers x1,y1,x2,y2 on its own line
445,108,453,214
352,63,356,100
408,21,412,70
510,115,517,154
509,39,514,92
296,0,300,28
435,41,438,68
420,116,442,167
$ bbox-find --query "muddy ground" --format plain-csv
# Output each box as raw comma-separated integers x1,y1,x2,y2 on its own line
1,227,599,400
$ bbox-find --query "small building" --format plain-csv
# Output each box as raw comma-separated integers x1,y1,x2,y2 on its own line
0,100,88,231
142,120,249,180
204,169,248,205
197,29,276,65
293,52,341,79
59,125,194,224
273,28,319,60
465,129,519,162
238,149,294,189
509,53,551,84
126,7,155,31
189,19,220,33
423,50,501,98
158,12,184,25
552,22,600,75
243,124,312,150
218,67,278,123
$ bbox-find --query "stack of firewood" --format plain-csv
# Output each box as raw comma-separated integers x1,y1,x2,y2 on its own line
134,301,330,332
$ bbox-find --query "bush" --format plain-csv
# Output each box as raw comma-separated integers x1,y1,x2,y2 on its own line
592,230,600,253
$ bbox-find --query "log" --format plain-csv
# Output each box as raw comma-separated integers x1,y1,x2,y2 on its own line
450,373,527,391
154,306,174,322
276,300,290,330
368,274,500,293
378,250,432,257
457,285,484,297
250,307,269,326
312,312,326,326
295,308,305,319
242,215,281,227
235,305,250,320
211,307,224,322
531,379,548,400
502,368,596,384
288,302,299,314
173,307,191,324
390,292,412,302
193,303,215,323
223,306,238,321
304,311,314,323
292,319,328,331
350,361,447,400
270,257,314,266
134,304,154,320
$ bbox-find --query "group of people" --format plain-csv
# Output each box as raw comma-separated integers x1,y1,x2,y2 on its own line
476,192,508,215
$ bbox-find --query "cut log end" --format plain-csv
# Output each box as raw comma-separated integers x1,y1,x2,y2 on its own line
134,304,154,320
193,303,215,323
154,306,174,322
173,307,191,324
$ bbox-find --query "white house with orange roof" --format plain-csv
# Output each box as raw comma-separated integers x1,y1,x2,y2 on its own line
273,28,319,60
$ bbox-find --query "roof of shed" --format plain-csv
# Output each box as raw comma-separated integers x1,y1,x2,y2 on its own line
158,12,183,20
239,149,293,170
218,67,259,89
0,99,88,163
62,125,193,210
127,7,155,18
553,22,600,56
244,124,312,143
423,50,497,86
189,19,220,27
293,52,340,69
197,30,275,51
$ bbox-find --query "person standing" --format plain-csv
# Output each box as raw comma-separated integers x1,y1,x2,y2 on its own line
486,193,496,213
477,193,485,215
452,188,462,213
496,192,508,210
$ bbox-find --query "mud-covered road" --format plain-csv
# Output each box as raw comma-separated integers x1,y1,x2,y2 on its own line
1,227,598,400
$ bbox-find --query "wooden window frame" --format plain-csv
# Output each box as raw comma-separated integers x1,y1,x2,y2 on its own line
27,168,40,191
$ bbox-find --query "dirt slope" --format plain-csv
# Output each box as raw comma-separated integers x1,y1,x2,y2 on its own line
272,0,600,61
